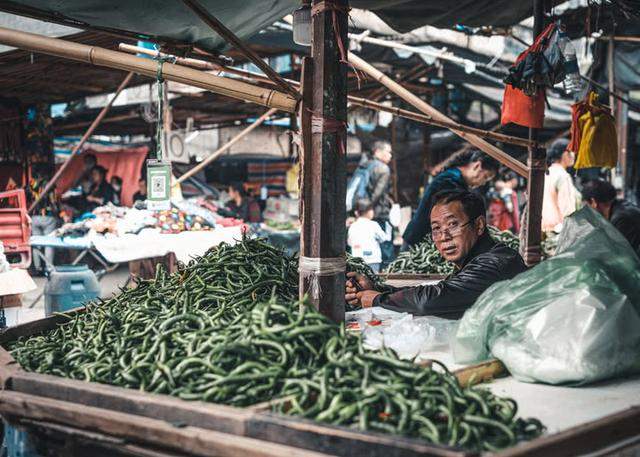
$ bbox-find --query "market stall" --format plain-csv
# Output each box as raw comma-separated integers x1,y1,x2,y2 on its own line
0,0,638,456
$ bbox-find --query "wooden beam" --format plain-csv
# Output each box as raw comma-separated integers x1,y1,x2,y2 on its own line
54,112,139,132
28,72,134,213
299,0,349,322
522,0,545,266
181,0,299,99
348,52,529,177
0,391,326,457
0,26,298,114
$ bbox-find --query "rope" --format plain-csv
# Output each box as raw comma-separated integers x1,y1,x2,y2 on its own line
310,113,347,155
299,255,346,299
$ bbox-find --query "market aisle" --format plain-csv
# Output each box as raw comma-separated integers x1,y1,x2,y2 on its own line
10,265,130,327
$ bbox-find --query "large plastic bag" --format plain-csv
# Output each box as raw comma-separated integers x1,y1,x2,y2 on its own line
453,206,640,385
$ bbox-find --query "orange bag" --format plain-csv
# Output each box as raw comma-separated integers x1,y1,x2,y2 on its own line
501,85,546,128
501,23,555,128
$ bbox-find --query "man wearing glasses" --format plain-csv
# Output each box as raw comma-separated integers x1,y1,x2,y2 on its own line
345,190,527,319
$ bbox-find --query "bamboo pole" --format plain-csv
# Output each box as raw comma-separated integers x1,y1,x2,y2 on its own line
174,108,277,185
347,96,534,148
348,51,529,178
116,44,534,148
0,26,298,114
28,72,134,214
181,0,299,99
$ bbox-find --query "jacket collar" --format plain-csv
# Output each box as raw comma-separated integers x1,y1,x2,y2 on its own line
456,231,496,270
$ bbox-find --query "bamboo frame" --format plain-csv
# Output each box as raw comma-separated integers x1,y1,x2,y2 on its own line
348,51,529,178
181,0,299,99
116,45,532,149
0,26,298,114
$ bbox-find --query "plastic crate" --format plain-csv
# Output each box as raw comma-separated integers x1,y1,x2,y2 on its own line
0,189,31,269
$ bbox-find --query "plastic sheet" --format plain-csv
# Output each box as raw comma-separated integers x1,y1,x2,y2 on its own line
360,311,457,360
453,206,640,385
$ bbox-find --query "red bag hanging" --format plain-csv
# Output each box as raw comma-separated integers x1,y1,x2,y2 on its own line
501,23,555,128
501,85,546,128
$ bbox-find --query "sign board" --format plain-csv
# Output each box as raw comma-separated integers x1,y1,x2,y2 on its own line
146,159,171,211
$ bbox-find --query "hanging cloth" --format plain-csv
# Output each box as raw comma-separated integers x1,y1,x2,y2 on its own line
501,23,556,128
571,91,618,169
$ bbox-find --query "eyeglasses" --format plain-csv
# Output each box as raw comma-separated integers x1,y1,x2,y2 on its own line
431,220,473,240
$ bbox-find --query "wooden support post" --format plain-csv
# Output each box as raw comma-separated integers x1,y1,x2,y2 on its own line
299,0,348,322
523,0,546,266
28,72,134,214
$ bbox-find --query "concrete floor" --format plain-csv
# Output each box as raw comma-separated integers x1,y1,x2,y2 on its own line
6,266,131,327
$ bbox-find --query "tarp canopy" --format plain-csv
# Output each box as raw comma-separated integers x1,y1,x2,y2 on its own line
0,0,563,52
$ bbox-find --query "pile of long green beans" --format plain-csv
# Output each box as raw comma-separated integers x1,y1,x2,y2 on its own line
386,227,520,275
8,238,544,451
10,238,299,404
278,333,544,452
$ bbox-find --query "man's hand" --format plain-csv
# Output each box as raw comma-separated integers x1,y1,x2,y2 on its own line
357,290,381,308
345,272,376,308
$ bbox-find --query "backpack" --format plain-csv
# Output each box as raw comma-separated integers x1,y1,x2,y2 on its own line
346,160,374,212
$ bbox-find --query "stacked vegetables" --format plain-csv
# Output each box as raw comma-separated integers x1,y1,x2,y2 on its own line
386,226,520,275
9,238,544,451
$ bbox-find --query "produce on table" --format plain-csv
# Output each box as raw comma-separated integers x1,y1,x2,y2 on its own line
9,238,544,452
386,226,520,275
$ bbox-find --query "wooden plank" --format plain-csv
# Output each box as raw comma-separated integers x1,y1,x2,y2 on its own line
247,412,474,457
0,307,81,345
9,371,251,436
0,345,21,388
453,360,507,388
497,406,640,457
0,391,331,457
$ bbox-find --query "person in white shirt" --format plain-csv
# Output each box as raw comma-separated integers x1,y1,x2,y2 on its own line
348,199,391,273
541,139,581,233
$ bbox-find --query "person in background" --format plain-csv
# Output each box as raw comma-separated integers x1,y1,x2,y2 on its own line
73,153,97,190
133,178,147,203
224,182,262,223
110,176,123,206
581,179,640,256
541,139,581,233
347,199,391,273
367,141,394,267
346,190,527,318
28,165,60,274
403,149,499,249
85,165,115,210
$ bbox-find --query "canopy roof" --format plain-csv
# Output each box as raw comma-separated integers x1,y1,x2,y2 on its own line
0,0,563,53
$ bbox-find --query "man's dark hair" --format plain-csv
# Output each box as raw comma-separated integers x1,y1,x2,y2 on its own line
431,189,486,222
84,153,97,165
93,165,107,178
443,149,499,173
229,181,246,196
546,138,569,166
581,179,616,204
355,198,373,215
111,176,123,186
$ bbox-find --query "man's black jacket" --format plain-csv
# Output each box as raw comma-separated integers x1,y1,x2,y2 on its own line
373,233,527,319
610,199,640,257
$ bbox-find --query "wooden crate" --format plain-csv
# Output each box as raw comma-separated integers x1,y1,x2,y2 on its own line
0,311,472,457
2,311,639,456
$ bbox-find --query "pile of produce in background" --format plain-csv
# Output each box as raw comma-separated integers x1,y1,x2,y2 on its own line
386,226,520,275
8,237,544,452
